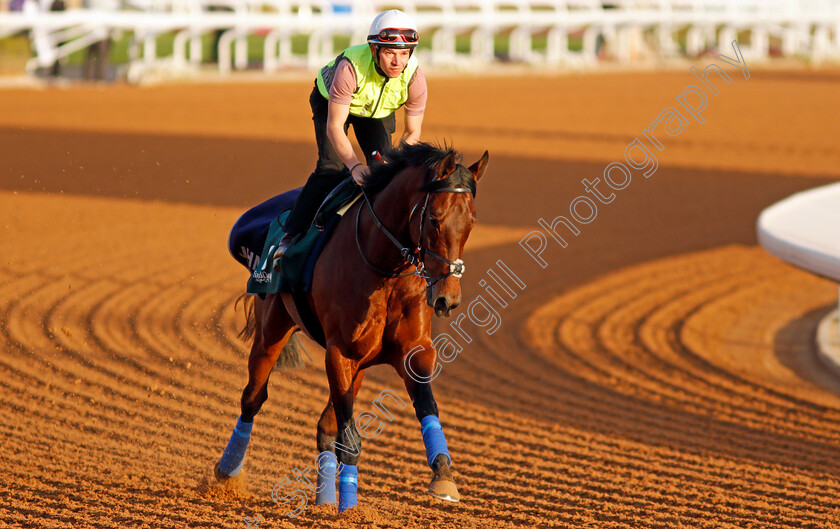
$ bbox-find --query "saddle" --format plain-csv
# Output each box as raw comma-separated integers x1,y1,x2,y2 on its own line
228,179,361,296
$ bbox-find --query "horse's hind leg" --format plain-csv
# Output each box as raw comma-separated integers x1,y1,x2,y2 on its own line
216,294,297,480
240,294,298,420
313,369,365,506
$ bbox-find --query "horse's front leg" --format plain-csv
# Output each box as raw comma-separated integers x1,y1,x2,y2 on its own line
325,344,364,513
313,370,365,506
400,342,460,502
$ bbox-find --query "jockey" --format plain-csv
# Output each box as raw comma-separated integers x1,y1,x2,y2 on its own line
276,9,427,257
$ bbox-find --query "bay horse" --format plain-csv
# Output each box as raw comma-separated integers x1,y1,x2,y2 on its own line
215,143,489,514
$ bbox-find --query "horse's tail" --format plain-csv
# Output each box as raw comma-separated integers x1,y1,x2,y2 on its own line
235,293,310,370
236,293,256,341
276,333,310,370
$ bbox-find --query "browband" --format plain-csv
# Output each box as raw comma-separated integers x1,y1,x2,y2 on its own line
421,167,477,197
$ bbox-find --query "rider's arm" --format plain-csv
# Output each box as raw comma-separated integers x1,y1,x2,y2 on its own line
327,59,369,184
326,101,366,184
402,112,423,145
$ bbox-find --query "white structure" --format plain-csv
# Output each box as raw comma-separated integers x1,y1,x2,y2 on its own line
758,182,840,362
2,0,840,80
758,182,840,284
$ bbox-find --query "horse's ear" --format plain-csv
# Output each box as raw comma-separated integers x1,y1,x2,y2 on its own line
436,151,458,180
468,151,490,181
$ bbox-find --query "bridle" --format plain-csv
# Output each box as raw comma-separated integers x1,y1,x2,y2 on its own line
355,168,475,289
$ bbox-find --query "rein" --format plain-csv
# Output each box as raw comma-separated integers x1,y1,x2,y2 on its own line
355,169,474,287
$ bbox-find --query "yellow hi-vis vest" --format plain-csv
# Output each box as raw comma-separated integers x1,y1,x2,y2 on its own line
316,44,419,119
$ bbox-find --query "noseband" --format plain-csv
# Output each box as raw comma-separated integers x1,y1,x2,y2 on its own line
355,169,475,288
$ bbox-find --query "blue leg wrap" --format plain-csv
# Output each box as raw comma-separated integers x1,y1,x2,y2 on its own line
420,415,451,468
337,464,358,513
218,417,253,477
315,451,338,505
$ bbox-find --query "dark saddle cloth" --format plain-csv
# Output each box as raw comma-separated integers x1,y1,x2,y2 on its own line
228,181,360,296
228,188,301,273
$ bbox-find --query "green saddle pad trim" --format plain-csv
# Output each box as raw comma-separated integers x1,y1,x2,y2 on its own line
247,211,291,295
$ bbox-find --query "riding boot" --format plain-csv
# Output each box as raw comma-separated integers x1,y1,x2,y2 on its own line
272,232,295,270
284,170,348,236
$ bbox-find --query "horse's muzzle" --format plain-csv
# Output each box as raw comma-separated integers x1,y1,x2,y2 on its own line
432,296,458,318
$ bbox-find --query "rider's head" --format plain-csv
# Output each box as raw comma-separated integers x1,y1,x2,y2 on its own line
367,9,419,78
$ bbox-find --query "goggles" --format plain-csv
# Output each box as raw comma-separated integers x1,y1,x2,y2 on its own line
374,28,418,43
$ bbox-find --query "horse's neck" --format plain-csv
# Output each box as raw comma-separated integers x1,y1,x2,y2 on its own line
365,166,424,264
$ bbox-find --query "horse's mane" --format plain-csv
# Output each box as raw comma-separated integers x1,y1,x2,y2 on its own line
310,143,475,198
364,142,464,196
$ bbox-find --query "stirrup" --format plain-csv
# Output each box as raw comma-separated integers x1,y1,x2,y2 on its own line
272,233,294,271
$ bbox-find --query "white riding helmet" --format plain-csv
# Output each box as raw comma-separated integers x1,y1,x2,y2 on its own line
367,9,419,49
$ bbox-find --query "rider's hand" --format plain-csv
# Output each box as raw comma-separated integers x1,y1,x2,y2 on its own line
350,164,371,185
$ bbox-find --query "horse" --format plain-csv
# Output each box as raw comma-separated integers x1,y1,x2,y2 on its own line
215,143,489,514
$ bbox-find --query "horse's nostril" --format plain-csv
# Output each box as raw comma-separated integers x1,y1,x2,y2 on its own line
434,297,448,312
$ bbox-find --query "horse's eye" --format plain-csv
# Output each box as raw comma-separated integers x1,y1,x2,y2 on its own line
429,217,441,229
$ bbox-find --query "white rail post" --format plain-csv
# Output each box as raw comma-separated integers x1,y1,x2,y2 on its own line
546,26,569,64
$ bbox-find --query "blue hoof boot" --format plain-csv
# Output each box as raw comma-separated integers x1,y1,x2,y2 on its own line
217,417,253,478
316,451,338,505
337,465,358,513
420,415,451,469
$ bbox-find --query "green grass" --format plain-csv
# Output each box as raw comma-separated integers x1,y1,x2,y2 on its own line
0,34,31,74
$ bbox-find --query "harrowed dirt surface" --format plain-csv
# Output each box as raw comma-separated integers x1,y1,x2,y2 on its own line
2,66,840,528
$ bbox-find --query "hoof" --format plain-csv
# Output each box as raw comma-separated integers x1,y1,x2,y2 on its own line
214,461,231,481
428,478,460,502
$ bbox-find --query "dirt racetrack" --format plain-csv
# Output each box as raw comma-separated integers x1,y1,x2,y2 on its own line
2,65,840,528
